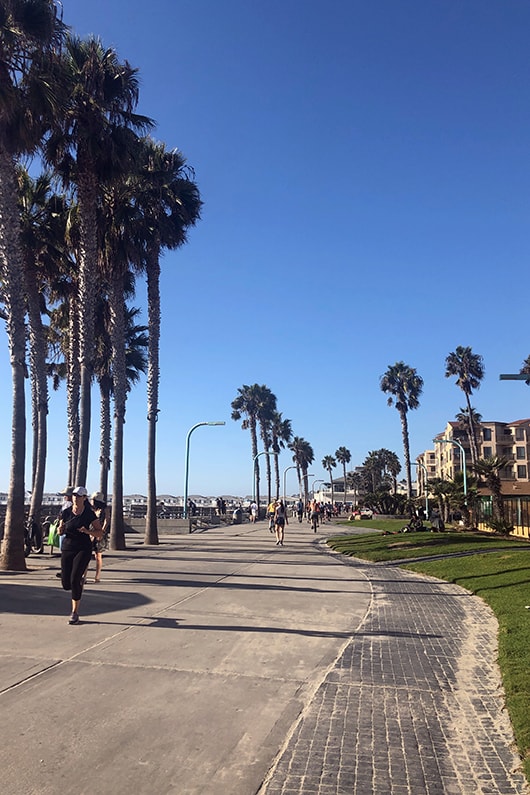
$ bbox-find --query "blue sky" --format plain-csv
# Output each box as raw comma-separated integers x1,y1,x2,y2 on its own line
2,0,530,499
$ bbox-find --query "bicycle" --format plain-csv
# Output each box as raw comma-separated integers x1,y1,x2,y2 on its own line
24,516,44,557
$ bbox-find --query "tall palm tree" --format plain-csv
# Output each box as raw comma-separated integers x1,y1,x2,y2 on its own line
445,346,484,466
45,34,153,488
0,0,65,572
255,386,277,507
380,361,423,499
322,455,337,504
271,412,292,499
289,436,314,503
232,384,268,510
93,299,148,500
17,167,69,526
335,446,351,504
132,139,201,545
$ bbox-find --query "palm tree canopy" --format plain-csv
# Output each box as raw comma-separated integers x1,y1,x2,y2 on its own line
380,361,423,413
289,436,314,471
335,446,351,466
0,0,65,153
445,346,485,396
231,383,275,430
322,455,336,473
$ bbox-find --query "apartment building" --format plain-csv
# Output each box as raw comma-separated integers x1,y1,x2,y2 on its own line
418,418,530,495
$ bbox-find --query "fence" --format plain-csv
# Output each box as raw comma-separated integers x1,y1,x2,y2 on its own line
475,496,530,540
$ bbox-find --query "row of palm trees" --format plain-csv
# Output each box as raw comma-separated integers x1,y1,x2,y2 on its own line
0,3,201,570
379,346,486,501
381,347,530,530
231,384,354,507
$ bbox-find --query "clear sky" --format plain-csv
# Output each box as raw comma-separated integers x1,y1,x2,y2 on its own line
1,0,530,499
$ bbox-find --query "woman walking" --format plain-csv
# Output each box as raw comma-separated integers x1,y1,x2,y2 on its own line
274,499,288,546
58,486,103,624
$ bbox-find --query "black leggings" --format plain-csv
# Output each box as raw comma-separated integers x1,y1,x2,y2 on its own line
61,549,92,601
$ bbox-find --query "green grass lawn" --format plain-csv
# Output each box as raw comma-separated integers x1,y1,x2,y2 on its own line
327,526,530,783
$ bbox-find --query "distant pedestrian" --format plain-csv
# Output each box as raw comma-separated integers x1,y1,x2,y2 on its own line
249,500,258,522
296,499,304,523
58,486,103,625
266,500,276,533
274,499,288,546
89,492,110,583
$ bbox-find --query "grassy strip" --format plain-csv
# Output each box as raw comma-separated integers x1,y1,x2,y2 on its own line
327,528,530,782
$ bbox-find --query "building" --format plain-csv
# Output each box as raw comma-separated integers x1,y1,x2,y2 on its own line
418,418,530,496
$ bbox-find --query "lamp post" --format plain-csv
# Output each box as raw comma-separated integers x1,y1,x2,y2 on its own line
412,462,429,519
312,479,325,499
184,422,225,520
434,438,467,501
283,465,297,504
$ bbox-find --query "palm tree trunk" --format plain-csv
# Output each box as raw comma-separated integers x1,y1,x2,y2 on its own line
400,408,412,499
67,301,80,486
251,421,260,513
465,393,478,466
145,248,161,545
108,273,127,550
0,146,27,571
98,377,112,499
75,170,98,487
25,263,48,524
274,453,280,500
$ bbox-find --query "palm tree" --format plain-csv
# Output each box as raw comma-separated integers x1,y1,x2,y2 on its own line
455,407,482,462
271,412,292,499
347,471,363,507
93,299,148,500
132,139,201,545
335,446,351,505
255,386,277,507
380,361,424,499
45,34,153,488
472,456,511,530
0,0,65,572
445,346,485,466
289,436,314,503
322,455,337,504
232,384,268,511
17,168,68,526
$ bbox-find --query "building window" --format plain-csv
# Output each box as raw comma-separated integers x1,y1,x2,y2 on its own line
483,447,492,458
517,465,527,478
516,428,525,441
516,447,526,460
483,428,492,441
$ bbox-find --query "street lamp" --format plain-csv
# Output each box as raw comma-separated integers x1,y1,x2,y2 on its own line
184,422,225,519
312,479,325,498
283,465,297,504
412,462,429,519
434,438,467,501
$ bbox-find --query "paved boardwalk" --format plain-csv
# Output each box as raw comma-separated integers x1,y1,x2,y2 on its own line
0,522,528,794
262,546,529,795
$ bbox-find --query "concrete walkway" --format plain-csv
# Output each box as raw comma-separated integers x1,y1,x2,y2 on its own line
0,520,527,795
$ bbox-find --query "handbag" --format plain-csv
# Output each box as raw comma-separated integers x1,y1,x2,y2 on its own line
48,521,60,548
